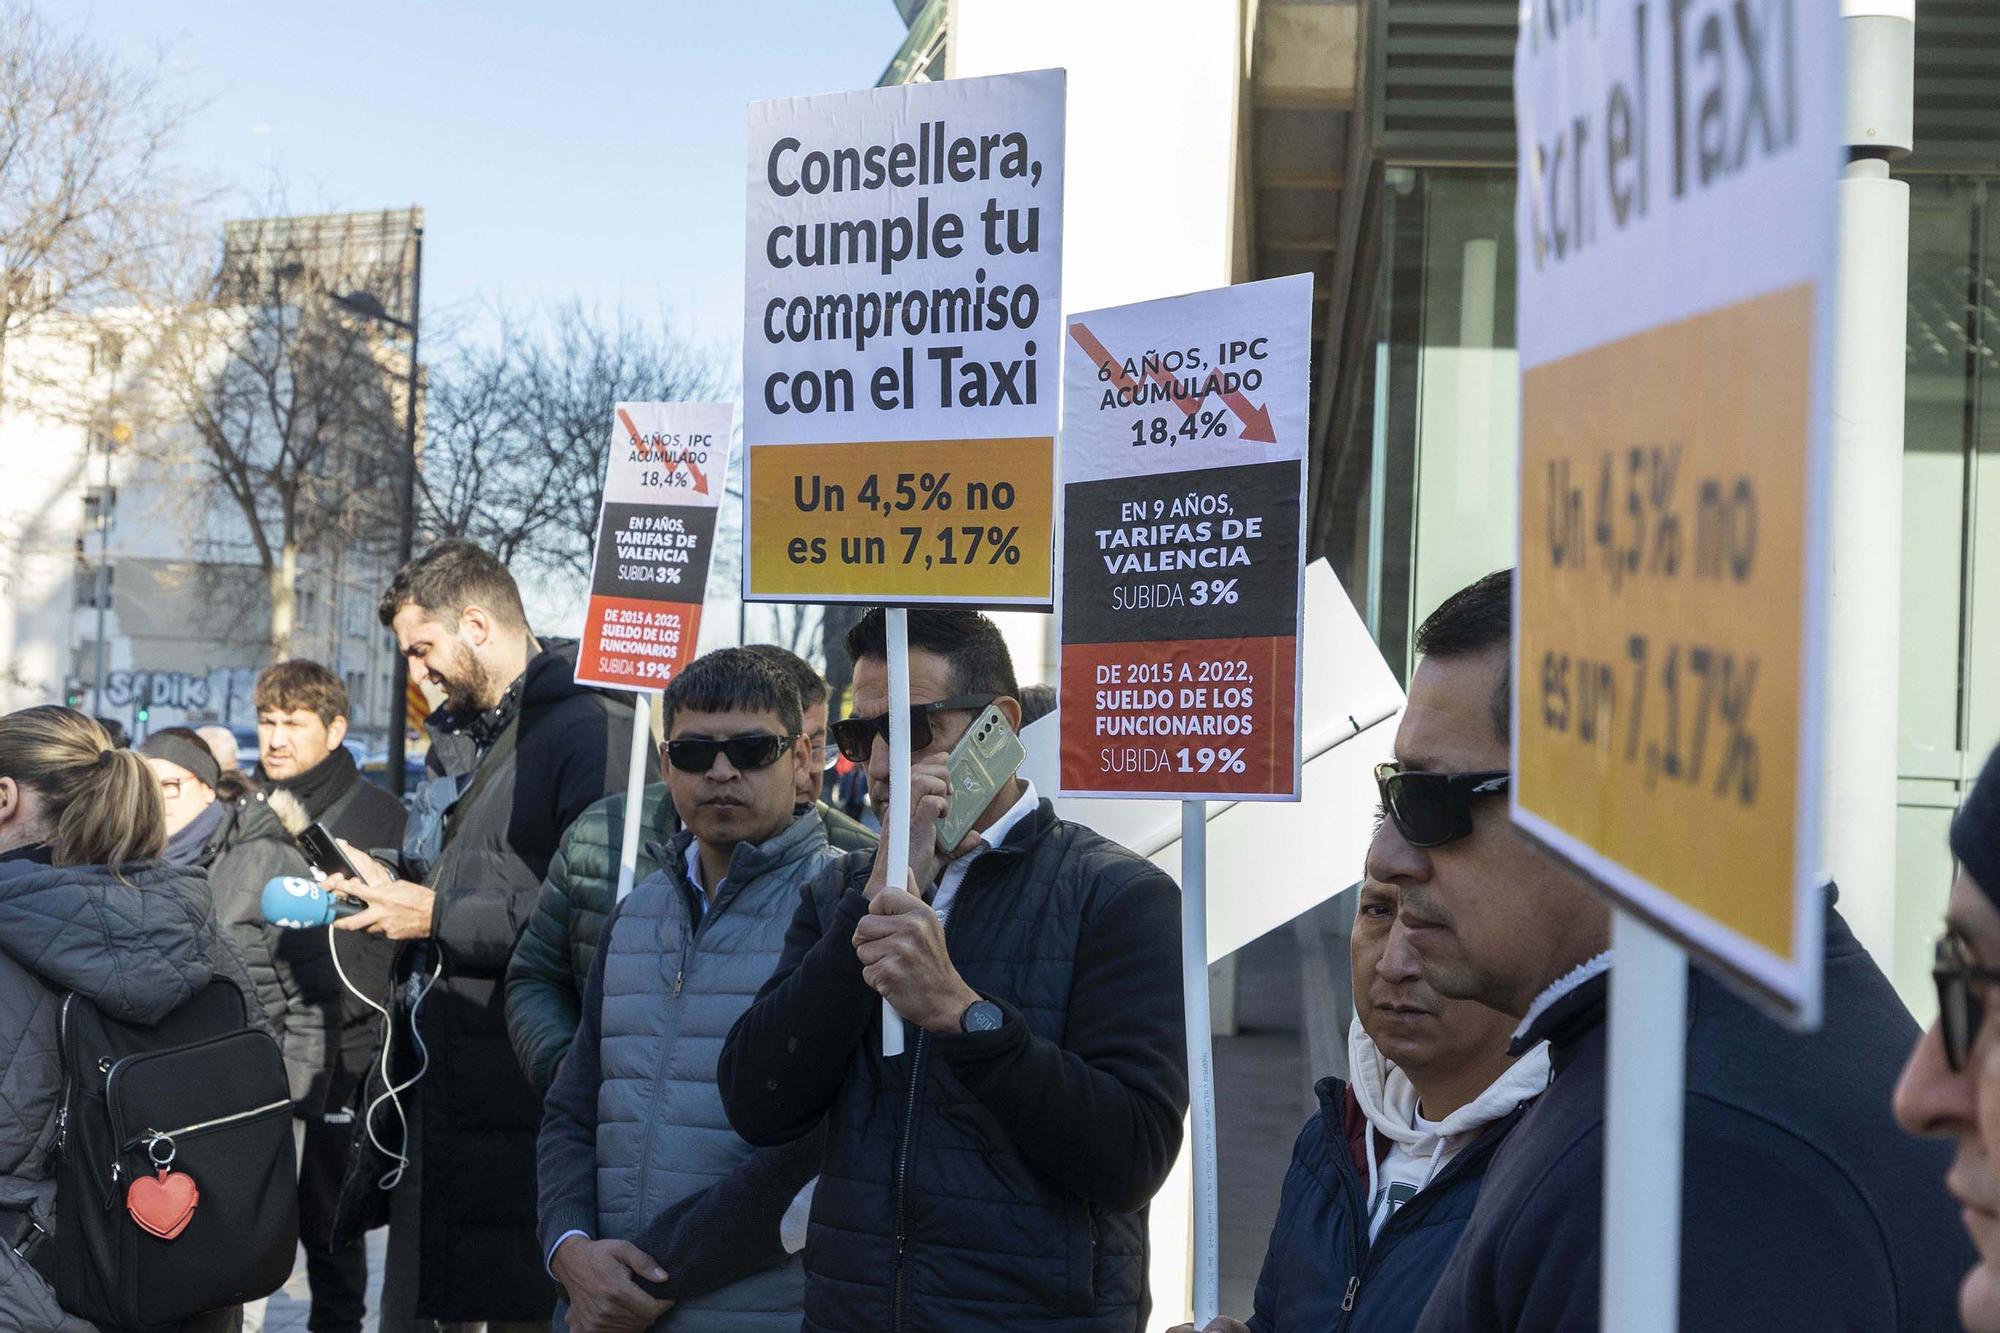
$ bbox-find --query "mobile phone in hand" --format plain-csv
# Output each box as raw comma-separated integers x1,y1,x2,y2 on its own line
935,705,1027,854
296,821,364,881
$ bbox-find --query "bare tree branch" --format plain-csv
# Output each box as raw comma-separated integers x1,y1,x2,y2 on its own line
419,300,725,581
130,209,412,657
0,1,203,388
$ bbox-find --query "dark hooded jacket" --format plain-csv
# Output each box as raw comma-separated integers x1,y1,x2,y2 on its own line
1247,1030,1544,1333
389,638,643,1323
0,857,261,1331
1414,898,1973,1331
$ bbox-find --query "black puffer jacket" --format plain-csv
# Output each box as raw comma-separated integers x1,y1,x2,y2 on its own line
0,856,262,1331
200,793,339,1109
1415,898,1971,1332
719,800,1188,1333
392,639,642,1324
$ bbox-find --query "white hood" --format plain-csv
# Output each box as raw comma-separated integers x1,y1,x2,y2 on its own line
1346,1016,1552,1207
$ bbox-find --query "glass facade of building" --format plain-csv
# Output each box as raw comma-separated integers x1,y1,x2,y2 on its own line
1326,162,1999,1015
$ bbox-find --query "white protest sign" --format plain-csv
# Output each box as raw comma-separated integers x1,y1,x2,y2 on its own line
1056,274,1312,801
576,402,734,691
742,70,1065,605
1512,0,1841,1021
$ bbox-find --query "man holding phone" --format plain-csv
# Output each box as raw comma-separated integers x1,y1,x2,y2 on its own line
255,659,407,1333
719,608,1189,1333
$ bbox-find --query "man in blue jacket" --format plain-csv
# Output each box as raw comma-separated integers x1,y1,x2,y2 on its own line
1171,876,1547,1333
1377,570,1970,1331
536,648,838,1332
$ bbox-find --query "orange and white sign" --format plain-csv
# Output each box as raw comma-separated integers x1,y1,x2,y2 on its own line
1512,0,1841,1021
741,70,1065,606
575,402,732,691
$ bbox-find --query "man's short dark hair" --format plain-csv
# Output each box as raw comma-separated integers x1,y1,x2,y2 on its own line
1413,569,1513,742
378,538,528,632
741,644,827,710
254,659,349,726
846,609,1019,701
662,647,803,737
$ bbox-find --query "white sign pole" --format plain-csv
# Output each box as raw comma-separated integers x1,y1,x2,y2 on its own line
1180,799,1219,1325
1601,911,1687,1329
613,692,654,904
881,608,913,1058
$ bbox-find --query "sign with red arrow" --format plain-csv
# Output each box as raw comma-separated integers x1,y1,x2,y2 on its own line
576,401,734,691
1057,275,1312,801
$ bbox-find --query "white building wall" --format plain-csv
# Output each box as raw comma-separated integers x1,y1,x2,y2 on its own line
949,0,1244,689
0,314,400,744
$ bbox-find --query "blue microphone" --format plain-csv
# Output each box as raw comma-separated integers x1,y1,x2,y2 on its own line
261,875,364,928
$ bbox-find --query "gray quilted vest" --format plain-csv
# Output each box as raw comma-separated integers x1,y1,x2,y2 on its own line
595,810,834,1332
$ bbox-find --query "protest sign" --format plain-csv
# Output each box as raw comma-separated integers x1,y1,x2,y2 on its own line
1056,274,1311,800
1512,0,1840,1019
742,69,1064,605
576,402,733,691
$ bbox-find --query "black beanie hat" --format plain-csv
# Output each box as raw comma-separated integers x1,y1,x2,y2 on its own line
138,728,221,793
1952,741,2000,907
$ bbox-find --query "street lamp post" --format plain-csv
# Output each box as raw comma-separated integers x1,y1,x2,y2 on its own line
332,224,424,796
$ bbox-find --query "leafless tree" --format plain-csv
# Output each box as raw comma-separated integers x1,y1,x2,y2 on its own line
419,301,725,581
133,212,412,658
0,2,199,388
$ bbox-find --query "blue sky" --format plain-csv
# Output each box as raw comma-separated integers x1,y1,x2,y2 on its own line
83,0,911,355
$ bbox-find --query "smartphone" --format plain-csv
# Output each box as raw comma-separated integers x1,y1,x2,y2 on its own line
934,705,1027,854
295,821,365,882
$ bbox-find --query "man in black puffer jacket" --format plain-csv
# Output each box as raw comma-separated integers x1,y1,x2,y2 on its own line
720,609,1187,1333
327,541,644,1333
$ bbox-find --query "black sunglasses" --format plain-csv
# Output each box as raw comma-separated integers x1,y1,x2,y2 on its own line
1374,763,1512,848
828,695,996,764
1934,933,2000,1073
665,732,798,774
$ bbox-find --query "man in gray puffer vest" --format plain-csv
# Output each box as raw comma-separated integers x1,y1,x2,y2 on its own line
537,649,835,1332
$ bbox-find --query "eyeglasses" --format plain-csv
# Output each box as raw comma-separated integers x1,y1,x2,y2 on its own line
810,737,840,772
828,695,996,764
1374,763,1511,848
1934,932,2000,1073
664,733,798,775
156,778,184,799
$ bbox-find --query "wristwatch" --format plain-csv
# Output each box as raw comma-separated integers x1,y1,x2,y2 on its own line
960,999,1004,1034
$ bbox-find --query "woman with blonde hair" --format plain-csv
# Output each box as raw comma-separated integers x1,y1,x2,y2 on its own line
0,706,260,1331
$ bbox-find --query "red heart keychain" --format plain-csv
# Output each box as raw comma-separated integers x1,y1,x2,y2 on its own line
127,1136,199,1241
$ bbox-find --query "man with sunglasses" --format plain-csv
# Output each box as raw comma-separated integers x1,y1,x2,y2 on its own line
1898,742,2000,1331
1390,571,1966,1331
508,648,880,1099
719,608,1188,1333
538,648,838,1333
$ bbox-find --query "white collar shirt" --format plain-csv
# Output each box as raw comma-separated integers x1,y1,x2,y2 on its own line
930,780,1038,922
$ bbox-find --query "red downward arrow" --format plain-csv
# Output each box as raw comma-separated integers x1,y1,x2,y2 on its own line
617,408,709,494
1067,321,1277,445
